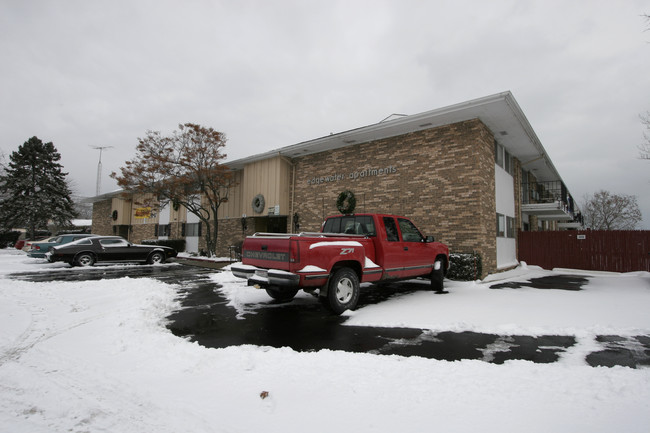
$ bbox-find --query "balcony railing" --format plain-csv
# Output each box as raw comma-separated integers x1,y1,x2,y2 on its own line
521,181,583,224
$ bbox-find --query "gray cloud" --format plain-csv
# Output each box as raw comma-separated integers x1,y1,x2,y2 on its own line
2,0,649,226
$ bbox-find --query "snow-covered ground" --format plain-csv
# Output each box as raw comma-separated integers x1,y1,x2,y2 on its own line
1,248,649,433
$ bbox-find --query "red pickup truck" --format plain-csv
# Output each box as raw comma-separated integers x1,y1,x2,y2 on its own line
232,213,449,314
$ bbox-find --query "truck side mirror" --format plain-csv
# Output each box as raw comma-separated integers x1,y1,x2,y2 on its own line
426,235,435,243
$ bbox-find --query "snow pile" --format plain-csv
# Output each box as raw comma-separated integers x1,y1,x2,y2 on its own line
1,248,649,433
346,269,650,336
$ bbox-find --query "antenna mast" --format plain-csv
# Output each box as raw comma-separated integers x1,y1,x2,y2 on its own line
92,146,114,196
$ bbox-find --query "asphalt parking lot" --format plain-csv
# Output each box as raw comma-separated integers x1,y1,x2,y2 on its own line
9,263,650,368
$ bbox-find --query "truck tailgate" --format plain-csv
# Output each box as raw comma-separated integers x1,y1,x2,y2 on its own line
241,234,293,271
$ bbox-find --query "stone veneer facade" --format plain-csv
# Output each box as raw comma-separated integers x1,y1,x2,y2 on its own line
91,199,113,236
290,118,497,274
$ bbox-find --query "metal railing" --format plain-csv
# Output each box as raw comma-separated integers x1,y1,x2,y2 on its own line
521,181,583,224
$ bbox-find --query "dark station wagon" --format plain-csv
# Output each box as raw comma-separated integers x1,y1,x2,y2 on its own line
46,236,177,267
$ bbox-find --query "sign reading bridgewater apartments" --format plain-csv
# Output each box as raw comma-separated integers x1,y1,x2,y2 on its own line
307,165,397,186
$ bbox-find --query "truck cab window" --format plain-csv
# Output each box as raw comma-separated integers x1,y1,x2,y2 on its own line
398,218,424,242
383,217,399,242
323,216,376,236
323,217,341,233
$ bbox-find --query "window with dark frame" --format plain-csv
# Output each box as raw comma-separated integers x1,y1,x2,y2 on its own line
496,213,505,237
506,216,515,238
156,224,171,237
185,222,201,237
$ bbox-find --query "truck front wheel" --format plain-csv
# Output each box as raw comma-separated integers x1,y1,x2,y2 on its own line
326,267,360,314
431,257,446,293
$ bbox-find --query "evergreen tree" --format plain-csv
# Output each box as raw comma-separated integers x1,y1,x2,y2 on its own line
0,137,77,239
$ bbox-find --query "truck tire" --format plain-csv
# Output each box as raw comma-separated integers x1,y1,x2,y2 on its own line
265,287,299,302
326,267,360,314
431,257,445,292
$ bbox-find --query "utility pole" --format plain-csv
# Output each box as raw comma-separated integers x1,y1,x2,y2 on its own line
92,146,113,196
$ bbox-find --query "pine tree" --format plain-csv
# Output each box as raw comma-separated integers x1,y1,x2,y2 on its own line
0,137,77,239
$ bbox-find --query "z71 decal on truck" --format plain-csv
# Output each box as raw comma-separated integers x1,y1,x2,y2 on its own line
232,213,449,314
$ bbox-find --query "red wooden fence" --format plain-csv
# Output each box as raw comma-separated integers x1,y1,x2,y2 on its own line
518,230,650,272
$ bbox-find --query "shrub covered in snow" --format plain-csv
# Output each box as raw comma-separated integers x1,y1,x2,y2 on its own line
0,231,21,248
447,252,482,281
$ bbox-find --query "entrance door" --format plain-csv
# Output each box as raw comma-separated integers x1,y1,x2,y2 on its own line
254,216,287,234
113,225,130,240
185,211,200,253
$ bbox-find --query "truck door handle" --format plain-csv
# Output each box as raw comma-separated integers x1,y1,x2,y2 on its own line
403,247,408,251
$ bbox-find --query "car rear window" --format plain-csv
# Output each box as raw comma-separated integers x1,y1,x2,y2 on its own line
99,239,129,247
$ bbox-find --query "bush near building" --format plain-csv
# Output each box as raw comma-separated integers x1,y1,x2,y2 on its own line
447,252,483,281
0,231,21,248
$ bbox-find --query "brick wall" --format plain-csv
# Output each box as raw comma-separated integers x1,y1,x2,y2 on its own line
91,199,113,236
131,223,155,243
212,217,255,258
291,118,497,275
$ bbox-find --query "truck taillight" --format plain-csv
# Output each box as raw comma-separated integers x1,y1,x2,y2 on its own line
289,240,300,263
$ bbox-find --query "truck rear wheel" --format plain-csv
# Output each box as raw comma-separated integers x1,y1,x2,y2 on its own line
325,267,360,315
265,287,299,302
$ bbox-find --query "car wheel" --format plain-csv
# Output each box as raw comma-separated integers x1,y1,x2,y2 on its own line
147,251,165,265
75,253,95,267
265,286,299,302
431,257,445,292
326,267,360,315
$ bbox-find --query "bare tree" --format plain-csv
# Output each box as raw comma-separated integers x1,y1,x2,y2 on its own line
582,190,642,230
111,123,236,256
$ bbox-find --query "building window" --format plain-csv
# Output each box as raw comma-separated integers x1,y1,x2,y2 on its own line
504,149,512,174
184,222,201,237
506,216,515,238
495,141,514,175
495,141,503,167
156,224,170,237
496,213,505,237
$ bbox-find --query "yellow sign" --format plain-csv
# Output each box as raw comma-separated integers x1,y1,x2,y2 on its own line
134,207,152,219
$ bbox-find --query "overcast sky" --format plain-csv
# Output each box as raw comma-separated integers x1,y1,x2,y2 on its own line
1,0,649,227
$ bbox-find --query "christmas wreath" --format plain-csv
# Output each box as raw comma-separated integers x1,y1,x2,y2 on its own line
336,190,356,214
